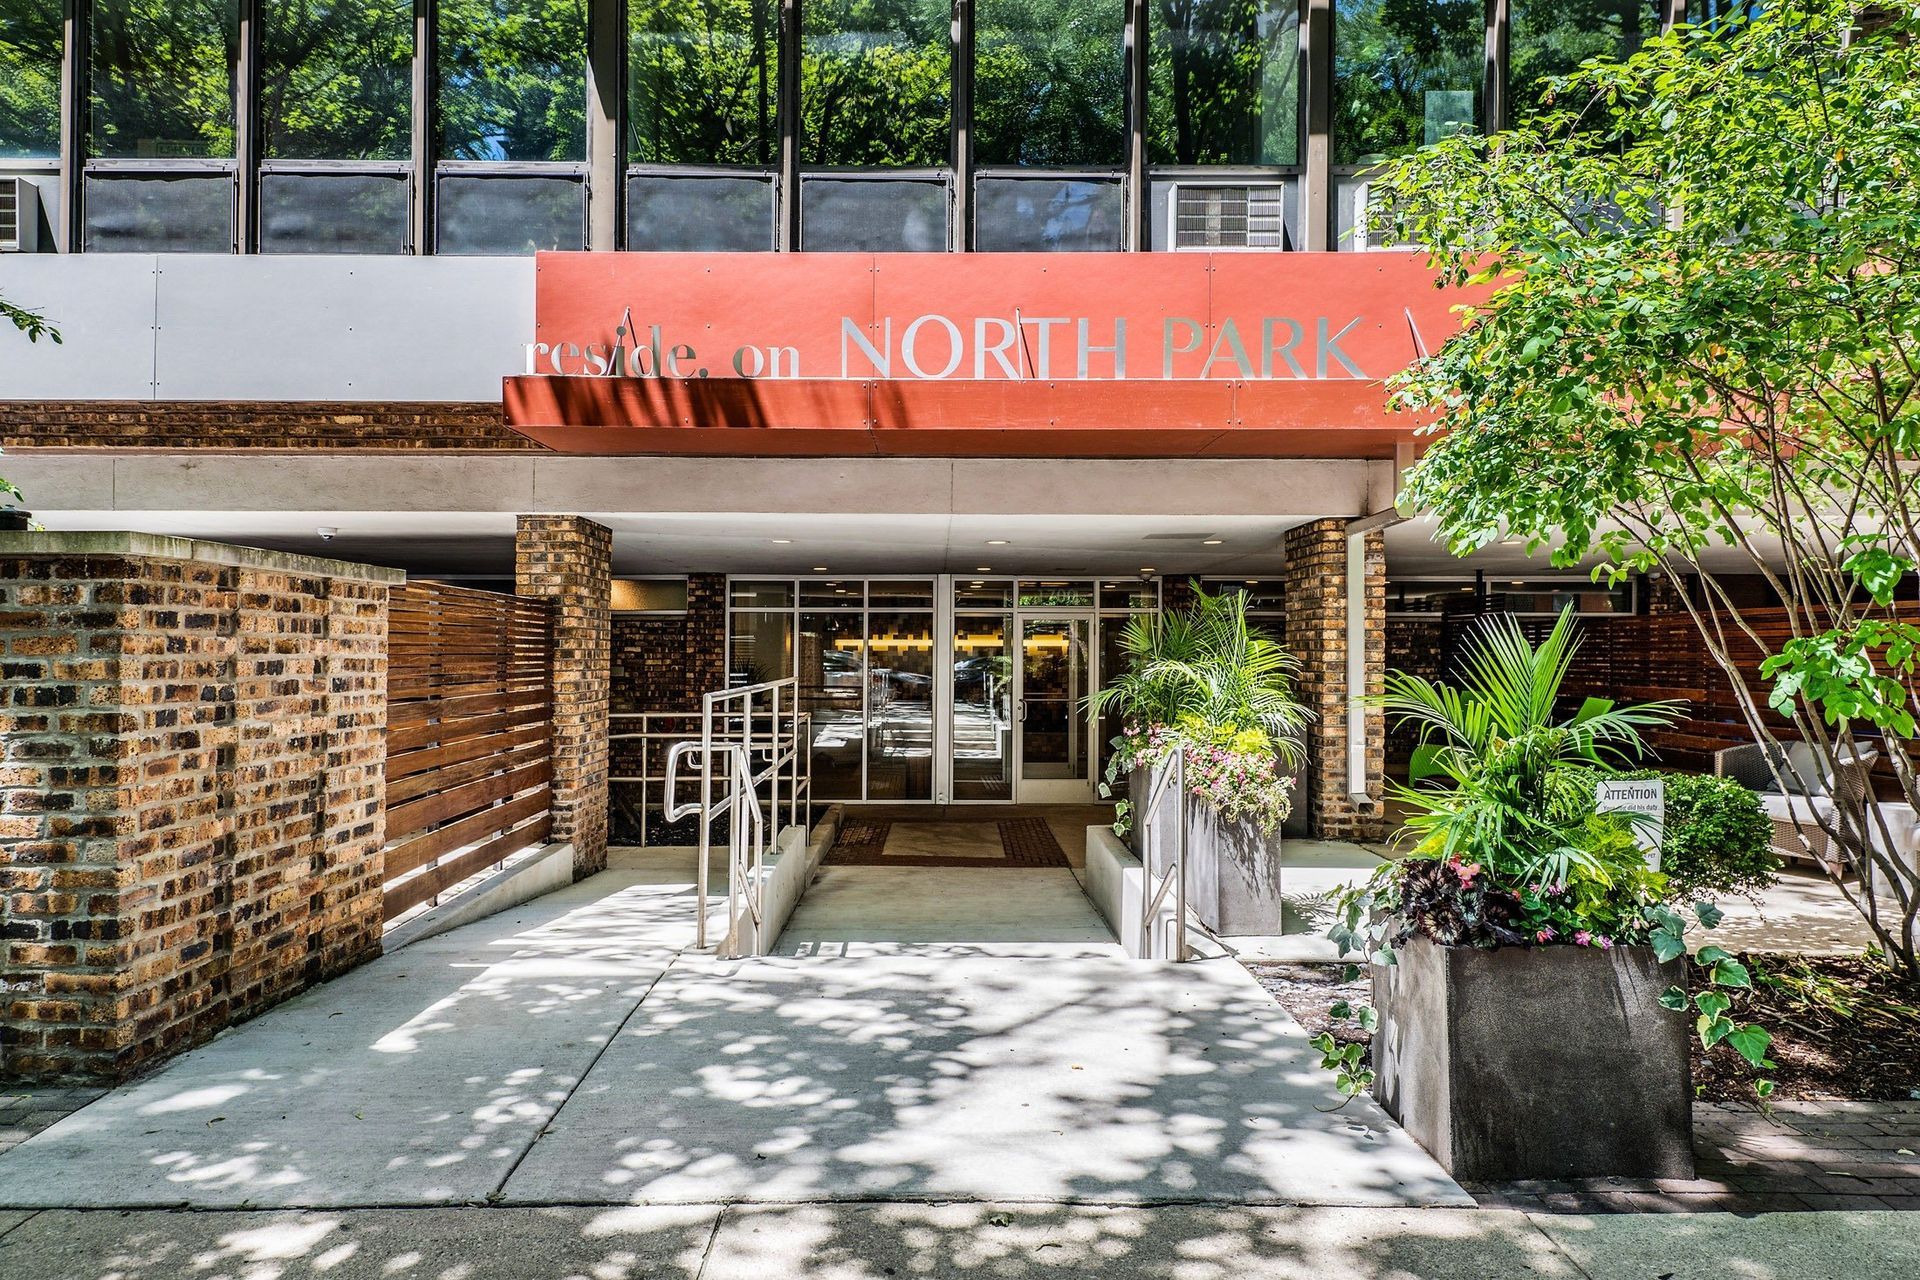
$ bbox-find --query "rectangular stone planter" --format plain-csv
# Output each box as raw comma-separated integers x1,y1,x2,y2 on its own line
1372,935,1694,1182
1128,763,1286,936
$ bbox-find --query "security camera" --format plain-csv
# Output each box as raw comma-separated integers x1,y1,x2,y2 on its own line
316,526,338,542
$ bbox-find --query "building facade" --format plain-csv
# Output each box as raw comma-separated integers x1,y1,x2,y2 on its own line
1,1,1687,845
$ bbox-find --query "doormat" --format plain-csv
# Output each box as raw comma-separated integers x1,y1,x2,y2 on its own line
819,817,1071,868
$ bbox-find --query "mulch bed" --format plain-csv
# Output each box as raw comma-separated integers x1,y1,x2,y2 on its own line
820,817,1070,868
1246,952,1920,1104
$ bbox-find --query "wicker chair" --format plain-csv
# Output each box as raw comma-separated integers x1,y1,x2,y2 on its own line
1713,741,1877,877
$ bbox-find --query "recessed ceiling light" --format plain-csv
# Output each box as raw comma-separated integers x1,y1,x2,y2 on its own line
976,566,993,573
812,565,829,572
986,539,1009,546
1202,538,1224,546
1140,567,1156,574
771,538,792,545
1509,580,1527,586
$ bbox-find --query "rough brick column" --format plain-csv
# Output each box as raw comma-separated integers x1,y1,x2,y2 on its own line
0,533,394,1083
1284,518,1388,840
684,573,728,698
515,516,612,878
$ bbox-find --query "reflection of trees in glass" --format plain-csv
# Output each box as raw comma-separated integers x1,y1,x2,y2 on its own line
0,0,60,158
438,0,588,161
1509,1,1656,125
801,0,951,167
89,0,238,159
1332,0,1482,166
974,0,1125,167
262,1,412,160
630,0,778,164
1148,0,1299,165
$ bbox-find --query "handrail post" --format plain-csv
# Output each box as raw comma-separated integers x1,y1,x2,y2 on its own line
698,695,714,950
1173,747,1187,961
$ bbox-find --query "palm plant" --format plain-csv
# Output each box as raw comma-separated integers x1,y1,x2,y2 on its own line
1088,583,1310,764
1384,607,1682,886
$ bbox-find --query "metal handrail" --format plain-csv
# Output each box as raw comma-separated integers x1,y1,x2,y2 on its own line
1136,747,1189,961
656,677,811,953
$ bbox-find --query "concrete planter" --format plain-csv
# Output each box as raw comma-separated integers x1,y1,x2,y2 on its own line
1372,935,1694,1182
1127,763,1286,936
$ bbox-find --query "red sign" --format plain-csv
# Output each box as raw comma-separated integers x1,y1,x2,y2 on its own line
504,252,1477,458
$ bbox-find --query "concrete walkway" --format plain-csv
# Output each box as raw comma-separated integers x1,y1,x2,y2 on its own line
0,851,1463,1212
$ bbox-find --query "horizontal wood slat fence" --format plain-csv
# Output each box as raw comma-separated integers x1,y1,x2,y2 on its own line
382,581,554,922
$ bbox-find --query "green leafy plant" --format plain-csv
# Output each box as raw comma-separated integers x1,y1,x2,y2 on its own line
1368,0,1920,971
1564,767,1781,901
1090,584,1310,835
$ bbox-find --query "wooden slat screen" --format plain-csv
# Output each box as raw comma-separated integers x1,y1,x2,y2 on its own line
382,581,554,922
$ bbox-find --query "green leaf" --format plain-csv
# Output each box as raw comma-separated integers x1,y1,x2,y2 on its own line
1693,902,1724,929
1695,945,1734,966
1699,1014,1735,1050
1693,990,1731,1020
1652,929,1688,964
1658,986,1689,1011
1711,958,1752,990
1726,1025,1773,1068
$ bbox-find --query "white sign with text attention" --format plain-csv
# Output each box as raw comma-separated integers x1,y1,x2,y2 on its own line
1596,778,1665,870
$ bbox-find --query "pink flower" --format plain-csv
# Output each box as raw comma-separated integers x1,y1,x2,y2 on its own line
1535,927,1555,943
1573,930,1593,947
1596,935,1614,951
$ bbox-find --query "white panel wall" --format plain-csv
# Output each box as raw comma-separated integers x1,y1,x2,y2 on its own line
0,254,533,402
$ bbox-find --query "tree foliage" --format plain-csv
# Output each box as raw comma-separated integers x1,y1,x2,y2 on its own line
0,0,59,159
1148,0,1299,165
1374,0,1920,970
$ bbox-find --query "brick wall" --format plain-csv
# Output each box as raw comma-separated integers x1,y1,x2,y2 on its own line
1284,518,1388,840
0,402,539,451
0,533,397,1083
515,516,611,878
607,575,726,845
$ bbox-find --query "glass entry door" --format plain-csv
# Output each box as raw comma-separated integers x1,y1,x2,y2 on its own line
1015,615,1095,802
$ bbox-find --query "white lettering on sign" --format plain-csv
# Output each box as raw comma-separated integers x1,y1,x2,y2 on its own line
1596,779,1665,870
533,311,1374,381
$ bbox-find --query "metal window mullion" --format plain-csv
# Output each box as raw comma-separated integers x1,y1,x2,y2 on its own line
778,0,800,249
59,0,84,252
236,0,259,252
413,0,435,253
587,0,625,249
953,0,971,250
1125,0,1147,250
1486,0,1508,135
1301,0,1331,250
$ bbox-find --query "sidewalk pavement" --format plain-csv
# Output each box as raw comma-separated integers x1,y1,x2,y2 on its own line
1,1201,1917,1279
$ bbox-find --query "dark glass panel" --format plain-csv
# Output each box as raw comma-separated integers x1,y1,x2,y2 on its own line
1509,2,1658,125
261,1,412,160
0,0,61,158
729,610,795,685
973,0,1126,166
974,177,1124,251
730,580,796,608
1332,0,1482,166
799,612,866,800
800,0,951,167
629,0,779,164
866,611,934,801
437,0,588,161
626,174,777,250
801,579,865,608
952,613,1013,800
89,0,238,159
434,173,586,253
1148,0,1301,165
260,171,409,252
83,173,234,251
867,580,936,608
800,177,947,251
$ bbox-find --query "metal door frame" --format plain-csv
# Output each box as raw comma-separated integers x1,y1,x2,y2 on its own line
1011,608,1098,803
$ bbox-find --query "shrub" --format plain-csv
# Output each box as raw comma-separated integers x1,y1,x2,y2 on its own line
1599,768,1780,902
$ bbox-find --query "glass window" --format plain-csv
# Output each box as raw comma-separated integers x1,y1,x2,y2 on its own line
437,0,588,161
1509,2,1658,125
260,171,409,252
801,0,952,167
729,610,795,685
1099,580,1159,610
90,0,238,159
0,0,61,159
955,580,1014,609
630,0,778,165
952,613,1014,800
1332,0,1483,166
434,172,586,252
83,173,234,251
1017,580,1095,608
800,177,948,251
627,174,777,250
261,1,412,160
1148,0,1301,165
730,579,796,608
868,580,936,608
973,0,1126,167
866,612,934,800
974,177,1125,251
801,578,865,608
799,613,866,800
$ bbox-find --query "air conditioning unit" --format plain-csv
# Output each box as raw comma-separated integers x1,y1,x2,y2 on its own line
0,178,41,253
1167,183,1291,251
1349,182,1415,253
